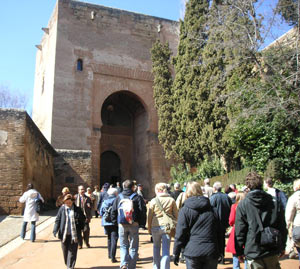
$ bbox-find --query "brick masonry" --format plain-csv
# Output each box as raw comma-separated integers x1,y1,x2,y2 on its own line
0,109,93,214
32,0,179,197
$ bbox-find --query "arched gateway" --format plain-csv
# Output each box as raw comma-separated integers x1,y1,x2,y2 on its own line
32,0,178,198
100,91,150,190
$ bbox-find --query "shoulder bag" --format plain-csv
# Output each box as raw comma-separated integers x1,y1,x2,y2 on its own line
155,197,177,237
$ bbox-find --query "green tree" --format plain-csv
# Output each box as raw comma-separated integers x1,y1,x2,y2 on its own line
277,0,299,26
151,41,176,159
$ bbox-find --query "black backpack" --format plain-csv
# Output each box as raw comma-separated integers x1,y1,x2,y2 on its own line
103,205,112,222
34,193,43,214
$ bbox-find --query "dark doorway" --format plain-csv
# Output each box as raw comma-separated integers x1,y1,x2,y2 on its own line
100,151,121,186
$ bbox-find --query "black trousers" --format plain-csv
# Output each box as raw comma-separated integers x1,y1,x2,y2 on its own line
95,210,99,218
78,222,90,246
104,225,118,259
185,256,218,269
218,228,226,258
61,235,78,269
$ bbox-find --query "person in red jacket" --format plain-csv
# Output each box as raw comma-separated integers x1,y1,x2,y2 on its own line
226,192,246,269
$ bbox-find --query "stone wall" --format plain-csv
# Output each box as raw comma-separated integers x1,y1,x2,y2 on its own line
0,109,94,214
54,149,92,196
0,110,25,214
0,109,57,214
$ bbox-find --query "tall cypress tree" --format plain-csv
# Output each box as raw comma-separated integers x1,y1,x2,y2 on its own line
171,0,210,166
151,41,176,159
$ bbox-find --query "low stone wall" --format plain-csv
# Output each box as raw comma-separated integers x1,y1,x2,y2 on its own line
0,109,94,214
54,149,93,196
0,109,57,214
0,110,25,214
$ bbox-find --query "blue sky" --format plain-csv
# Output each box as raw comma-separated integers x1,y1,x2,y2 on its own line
0,0,291,113
0,0,183,112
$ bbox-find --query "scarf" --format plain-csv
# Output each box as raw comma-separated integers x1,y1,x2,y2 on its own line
62,204,78,243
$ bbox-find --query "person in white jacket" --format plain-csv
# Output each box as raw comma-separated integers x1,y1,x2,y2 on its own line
19,183,44,242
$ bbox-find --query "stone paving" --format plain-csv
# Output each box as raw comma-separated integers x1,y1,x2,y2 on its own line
0,210,57,247
0,216,298,269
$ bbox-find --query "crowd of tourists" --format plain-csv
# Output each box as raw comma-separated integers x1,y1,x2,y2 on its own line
18,173,300,269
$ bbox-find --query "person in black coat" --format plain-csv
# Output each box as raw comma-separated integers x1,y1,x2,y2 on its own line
53,194,86,269
210,181,232,264
235,172,287,268
173,181,220,269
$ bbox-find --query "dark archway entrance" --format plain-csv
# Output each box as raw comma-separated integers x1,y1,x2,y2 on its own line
100,151,121,186
100,91,149,190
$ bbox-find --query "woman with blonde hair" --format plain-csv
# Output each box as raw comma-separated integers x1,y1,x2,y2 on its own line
148,183,178,269
173,181,220,269
285,178,300,268
226,192,246,269
56,187,70,208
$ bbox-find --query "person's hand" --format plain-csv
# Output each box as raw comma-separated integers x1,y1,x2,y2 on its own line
238,255,244,263
173,255,180,266
279,250,285,258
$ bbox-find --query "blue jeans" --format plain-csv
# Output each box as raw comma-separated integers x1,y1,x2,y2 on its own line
185,256,218,269
20,221,36,242
151,226,170,269
233,255,240,269
119,223,139,269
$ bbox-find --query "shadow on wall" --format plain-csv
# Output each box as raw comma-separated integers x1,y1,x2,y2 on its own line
54,150,93,197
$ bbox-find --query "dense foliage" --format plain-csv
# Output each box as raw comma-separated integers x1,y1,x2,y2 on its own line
151,0,300,182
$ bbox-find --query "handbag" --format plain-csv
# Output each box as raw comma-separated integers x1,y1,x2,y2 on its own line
254,206,281,249
34,193,43,214
155,197,177,237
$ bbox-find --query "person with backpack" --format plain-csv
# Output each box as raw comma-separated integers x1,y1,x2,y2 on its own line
100,187,119,263
19,183,44,242
111,179,145,269
97,182,110,213
148,183,178,269
235,172,287,268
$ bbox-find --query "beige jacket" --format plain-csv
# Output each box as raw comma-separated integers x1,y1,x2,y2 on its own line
147,193,178,232
176,192,187,210
286,190,300,229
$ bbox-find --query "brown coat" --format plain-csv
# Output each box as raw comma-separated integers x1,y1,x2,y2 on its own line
147,193,178,233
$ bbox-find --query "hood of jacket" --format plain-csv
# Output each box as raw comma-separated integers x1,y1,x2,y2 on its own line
122,188,134,197
184,195,211,213
246,189,274,209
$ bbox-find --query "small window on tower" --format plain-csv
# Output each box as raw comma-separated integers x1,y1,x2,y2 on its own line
77,59,83,71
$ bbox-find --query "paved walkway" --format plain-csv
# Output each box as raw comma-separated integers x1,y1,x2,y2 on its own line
0,210,57,247
0,216,298,269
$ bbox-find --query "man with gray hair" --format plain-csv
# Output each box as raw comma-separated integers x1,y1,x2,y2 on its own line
203,178,214,198
210,181,232,264
171,182,183,201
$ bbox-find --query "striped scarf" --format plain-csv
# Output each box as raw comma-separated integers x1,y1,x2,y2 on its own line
62,205,78,243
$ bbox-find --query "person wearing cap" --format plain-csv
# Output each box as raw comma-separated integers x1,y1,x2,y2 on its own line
19,183,44,242
53,194,86,269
